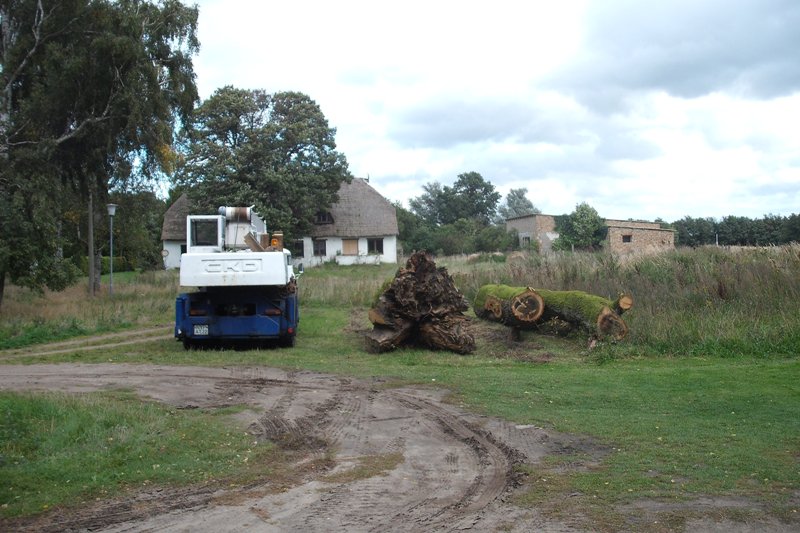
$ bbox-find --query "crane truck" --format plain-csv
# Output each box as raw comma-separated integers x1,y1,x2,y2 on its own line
174,206,301,349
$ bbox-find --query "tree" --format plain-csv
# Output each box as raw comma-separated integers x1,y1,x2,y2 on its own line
672,216,717,246
448,172,501,225
552,202,606,251
408,182,449,226
409,172,500,226
1,0,199,307
783,213,800,243
395,202,433,253
175,87,351,238
496,187,540,222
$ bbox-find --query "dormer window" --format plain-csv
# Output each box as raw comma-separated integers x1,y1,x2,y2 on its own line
314,211,334,224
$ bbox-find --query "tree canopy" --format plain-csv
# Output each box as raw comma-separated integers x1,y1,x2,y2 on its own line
552,202,606,251
0,0,199,306
409,172,500,226
496,187,540,222
174,86,351,238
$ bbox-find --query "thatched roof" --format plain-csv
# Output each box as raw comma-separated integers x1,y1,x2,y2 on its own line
160,193,191,241
161,179,398,243
310,178,398,238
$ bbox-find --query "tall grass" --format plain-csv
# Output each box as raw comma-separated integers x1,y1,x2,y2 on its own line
0,271,178,349
297,245,800,357
441,245,800,357
3,246,799,357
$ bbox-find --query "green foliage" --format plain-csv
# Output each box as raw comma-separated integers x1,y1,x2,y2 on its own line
409,172,500,226
175,86,351,239
496,187,540,222
552,202,606,251
673,213,800,246
0,0,199,305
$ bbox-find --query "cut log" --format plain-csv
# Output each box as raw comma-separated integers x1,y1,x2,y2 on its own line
474,285,631,341
474,285,545,327
535,288,629,340
613,293,634,315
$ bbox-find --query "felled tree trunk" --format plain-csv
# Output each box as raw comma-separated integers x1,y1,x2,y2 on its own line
474,285,545,328
364,252,475,354
474,285,632,341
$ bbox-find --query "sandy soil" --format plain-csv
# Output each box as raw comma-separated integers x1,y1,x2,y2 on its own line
0,335,796,532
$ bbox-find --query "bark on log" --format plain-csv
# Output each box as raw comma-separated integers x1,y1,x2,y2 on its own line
535,288,628,341
365,251,475,354
364,319,414,353
474,285,545,327
474,285,631,341
419,315,475,354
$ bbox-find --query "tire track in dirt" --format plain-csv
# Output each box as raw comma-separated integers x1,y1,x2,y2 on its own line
0,325,173,360
0,364,527,532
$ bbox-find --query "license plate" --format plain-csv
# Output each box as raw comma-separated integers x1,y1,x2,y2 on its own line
193,324,209,336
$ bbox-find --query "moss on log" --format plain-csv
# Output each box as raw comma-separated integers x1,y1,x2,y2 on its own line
474,285,631,340
474,285,545,328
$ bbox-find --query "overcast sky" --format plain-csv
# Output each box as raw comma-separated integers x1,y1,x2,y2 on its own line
191,0,800,222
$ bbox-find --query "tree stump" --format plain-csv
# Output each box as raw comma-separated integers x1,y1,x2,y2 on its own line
364,252,475,353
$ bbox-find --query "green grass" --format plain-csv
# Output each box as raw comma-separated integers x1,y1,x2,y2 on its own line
12,305,796,511
0,390,276,518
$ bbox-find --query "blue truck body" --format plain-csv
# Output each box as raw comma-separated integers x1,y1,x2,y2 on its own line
175,286,299,348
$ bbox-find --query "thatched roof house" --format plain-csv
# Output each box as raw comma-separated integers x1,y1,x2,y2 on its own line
160,193,192,269
301,178,399,266
160,179,399,269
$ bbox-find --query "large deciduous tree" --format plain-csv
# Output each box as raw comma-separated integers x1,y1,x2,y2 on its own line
175,86,351,237
496,187,540,222
0,0,199,308
552,202,606,251
409,171,500,226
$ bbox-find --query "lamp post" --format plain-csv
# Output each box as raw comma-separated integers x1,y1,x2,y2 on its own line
107,204,118,294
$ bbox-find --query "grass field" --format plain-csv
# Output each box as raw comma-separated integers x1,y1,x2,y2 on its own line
1,246,798,524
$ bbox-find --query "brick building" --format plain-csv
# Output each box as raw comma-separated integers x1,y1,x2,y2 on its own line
506,214,674,254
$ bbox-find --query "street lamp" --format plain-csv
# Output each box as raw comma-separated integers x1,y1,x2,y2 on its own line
107,204,118,295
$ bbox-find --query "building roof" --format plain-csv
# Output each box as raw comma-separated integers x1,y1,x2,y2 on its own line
310,178,398,238
161,179,398,243
160,193,191,241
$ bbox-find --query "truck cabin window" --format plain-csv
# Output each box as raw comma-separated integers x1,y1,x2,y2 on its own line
191,220,219,246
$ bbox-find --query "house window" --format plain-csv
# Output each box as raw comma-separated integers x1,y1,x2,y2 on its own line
521,236,531,247
314,211,334,224
622,234,632,243
367,237,384,254
342,239,358,255
312,239,327,257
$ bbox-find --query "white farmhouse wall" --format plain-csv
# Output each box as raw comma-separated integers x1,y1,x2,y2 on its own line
295,235,397,268
162,241,183,269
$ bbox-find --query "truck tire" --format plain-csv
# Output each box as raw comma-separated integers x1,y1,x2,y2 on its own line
280,335,296,348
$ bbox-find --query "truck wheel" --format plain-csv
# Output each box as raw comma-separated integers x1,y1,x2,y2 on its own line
280,335,296,348
182,338,193,350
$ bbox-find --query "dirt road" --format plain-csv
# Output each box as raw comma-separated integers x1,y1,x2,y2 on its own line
0,363,588,532
1,340,795,531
